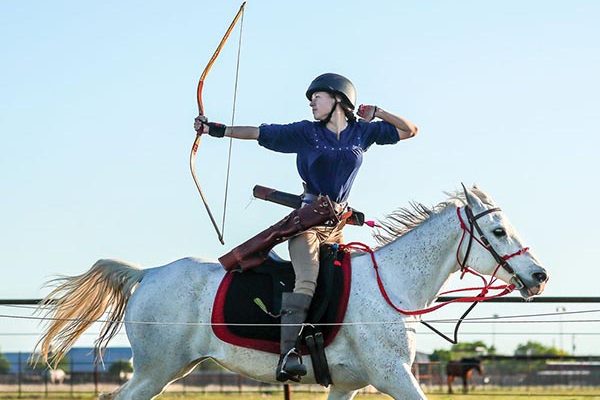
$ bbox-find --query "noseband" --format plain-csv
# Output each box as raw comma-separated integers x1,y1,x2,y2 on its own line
339,204,532,344
457,206,529,290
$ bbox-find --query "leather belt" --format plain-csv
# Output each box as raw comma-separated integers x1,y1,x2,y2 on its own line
302,193,347,214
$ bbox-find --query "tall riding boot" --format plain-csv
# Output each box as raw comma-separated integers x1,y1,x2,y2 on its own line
276,292,312,382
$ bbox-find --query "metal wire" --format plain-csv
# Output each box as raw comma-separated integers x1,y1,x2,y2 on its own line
220,6,245,238
1,308,599,327
2,331,600,337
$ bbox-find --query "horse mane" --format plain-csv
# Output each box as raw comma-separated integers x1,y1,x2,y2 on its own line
373,187,494,246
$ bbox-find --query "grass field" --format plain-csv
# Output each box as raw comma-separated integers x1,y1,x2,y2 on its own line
2,389,600,399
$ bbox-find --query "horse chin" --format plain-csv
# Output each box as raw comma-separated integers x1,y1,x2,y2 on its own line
519,283,545,300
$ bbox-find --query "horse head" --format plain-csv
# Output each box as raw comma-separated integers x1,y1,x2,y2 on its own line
460,184,549,299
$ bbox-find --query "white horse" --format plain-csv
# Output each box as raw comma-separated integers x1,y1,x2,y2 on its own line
48,368,68,384
36,185,548,399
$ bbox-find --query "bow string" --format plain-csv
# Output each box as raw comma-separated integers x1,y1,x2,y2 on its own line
190,2,246,245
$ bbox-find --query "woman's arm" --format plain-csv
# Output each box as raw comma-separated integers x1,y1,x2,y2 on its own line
225,126,259,140
194,118,307,154
357,105,418,140
195,116,259,140
375,108,418,140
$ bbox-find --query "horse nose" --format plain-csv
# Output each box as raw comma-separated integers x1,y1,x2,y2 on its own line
532,270,548,284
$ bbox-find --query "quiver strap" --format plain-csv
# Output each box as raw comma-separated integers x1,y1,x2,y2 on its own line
218,196,338,271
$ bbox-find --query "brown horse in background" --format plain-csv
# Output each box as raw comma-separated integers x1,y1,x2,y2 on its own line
446,357,483,394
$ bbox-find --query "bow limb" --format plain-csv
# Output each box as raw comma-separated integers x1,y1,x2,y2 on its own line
190,134,224,244
196,2,246,115
190,2,246,245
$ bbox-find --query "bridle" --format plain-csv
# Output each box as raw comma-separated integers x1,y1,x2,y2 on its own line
456,205,529,291
340,204,531,344
422,204,530,343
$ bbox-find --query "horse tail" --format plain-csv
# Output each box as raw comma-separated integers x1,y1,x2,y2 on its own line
35,259,145,366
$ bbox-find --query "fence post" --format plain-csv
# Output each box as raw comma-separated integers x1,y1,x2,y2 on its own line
70,356,74,397
525,358,531,392
439,362,444,393
44,365,48,398
94,350,99,397
283,384,291,400
414,362,420,384
427,363,433,390
17,352,22,399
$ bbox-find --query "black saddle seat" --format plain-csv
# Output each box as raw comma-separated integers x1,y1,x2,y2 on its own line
211,244,351,354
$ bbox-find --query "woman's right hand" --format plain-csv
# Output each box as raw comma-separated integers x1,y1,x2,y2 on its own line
357,104,378,122
194,115,209,134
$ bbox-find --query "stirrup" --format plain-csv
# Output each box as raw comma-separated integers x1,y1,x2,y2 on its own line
276,349,306,382
276,369,301,383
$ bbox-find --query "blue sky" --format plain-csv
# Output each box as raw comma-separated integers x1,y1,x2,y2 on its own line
1,1,599,356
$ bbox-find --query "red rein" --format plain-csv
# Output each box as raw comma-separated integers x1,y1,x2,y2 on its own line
340,207,529,317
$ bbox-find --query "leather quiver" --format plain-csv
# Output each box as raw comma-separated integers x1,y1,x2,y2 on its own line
218,196,338,271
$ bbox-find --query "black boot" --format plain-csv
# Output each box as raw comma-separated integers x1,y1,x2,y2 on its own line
276,292,312,382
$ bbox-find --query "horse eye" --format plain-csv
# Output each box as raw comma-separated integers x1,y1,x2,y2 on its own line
493,227,506,237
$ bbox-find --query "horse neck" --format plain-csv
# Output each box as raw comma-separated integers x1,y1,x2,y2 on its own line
374,204,461,310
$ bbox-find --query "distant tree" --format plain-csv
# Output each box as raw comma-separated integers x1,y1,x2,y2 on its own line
490,341,570,374
514,341,568,357
27,353,70,373
109,359,133,383
430,349,452,362
451,340,490,356
0,348,10,374
49,355,70,373
431,340,493,362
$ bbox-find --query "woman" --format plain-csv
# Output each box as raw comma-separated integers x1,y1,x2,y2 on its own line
194,73,418,382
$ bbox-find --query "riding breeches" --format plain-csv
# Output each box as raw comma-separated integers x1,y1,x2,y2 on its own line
288,222,345,297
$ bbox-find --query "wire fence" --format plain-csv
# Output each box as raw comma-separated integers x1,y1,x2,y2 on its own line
2,299,600,327
1,298,600,396
0,357,290,397
2,356,600,397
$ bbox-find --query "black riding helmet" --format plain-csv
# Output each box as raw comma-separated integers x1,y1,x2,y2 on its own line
306,73,357,110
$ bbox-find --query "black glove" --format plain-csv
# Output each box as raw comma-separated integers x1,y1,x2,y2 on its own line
194,116,226,138
206,122,227,138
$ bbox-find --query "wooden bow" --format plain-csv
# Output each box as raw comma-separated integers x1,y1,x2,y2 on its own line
190,2,246,245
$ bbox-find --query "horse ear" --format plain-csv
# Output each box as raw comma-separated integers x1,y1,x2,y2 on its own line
461,183,484,210
471,185,496,207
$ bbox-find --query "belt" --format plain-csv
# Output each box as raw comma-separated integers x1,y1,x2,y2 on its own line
301,193,347,214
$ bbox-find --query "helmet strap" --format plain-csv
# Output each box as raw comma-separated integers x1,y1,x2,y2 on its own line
322,96,339,125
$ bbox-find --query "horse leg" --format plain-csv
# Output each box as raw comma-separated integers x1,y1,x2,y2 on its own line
101,355,204,400
327,387,358,400
462,374,468,394
369,362,427,400
102,323,206,400
447,375,454,394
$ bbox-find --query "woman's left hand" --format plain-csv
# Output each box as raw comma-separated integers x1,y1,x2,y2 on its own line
194,115,209,134
357,104,378,122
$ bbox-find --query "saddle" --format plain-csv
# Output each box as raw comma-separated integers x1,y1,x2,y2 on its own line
211,244,352,386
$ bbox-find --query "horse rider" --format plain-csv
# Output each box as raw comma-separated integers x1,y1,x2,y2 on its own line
194,72,418,382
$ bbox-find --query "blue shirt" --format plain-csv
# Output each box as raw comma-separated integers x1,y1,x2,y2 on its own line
258,120,399,203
